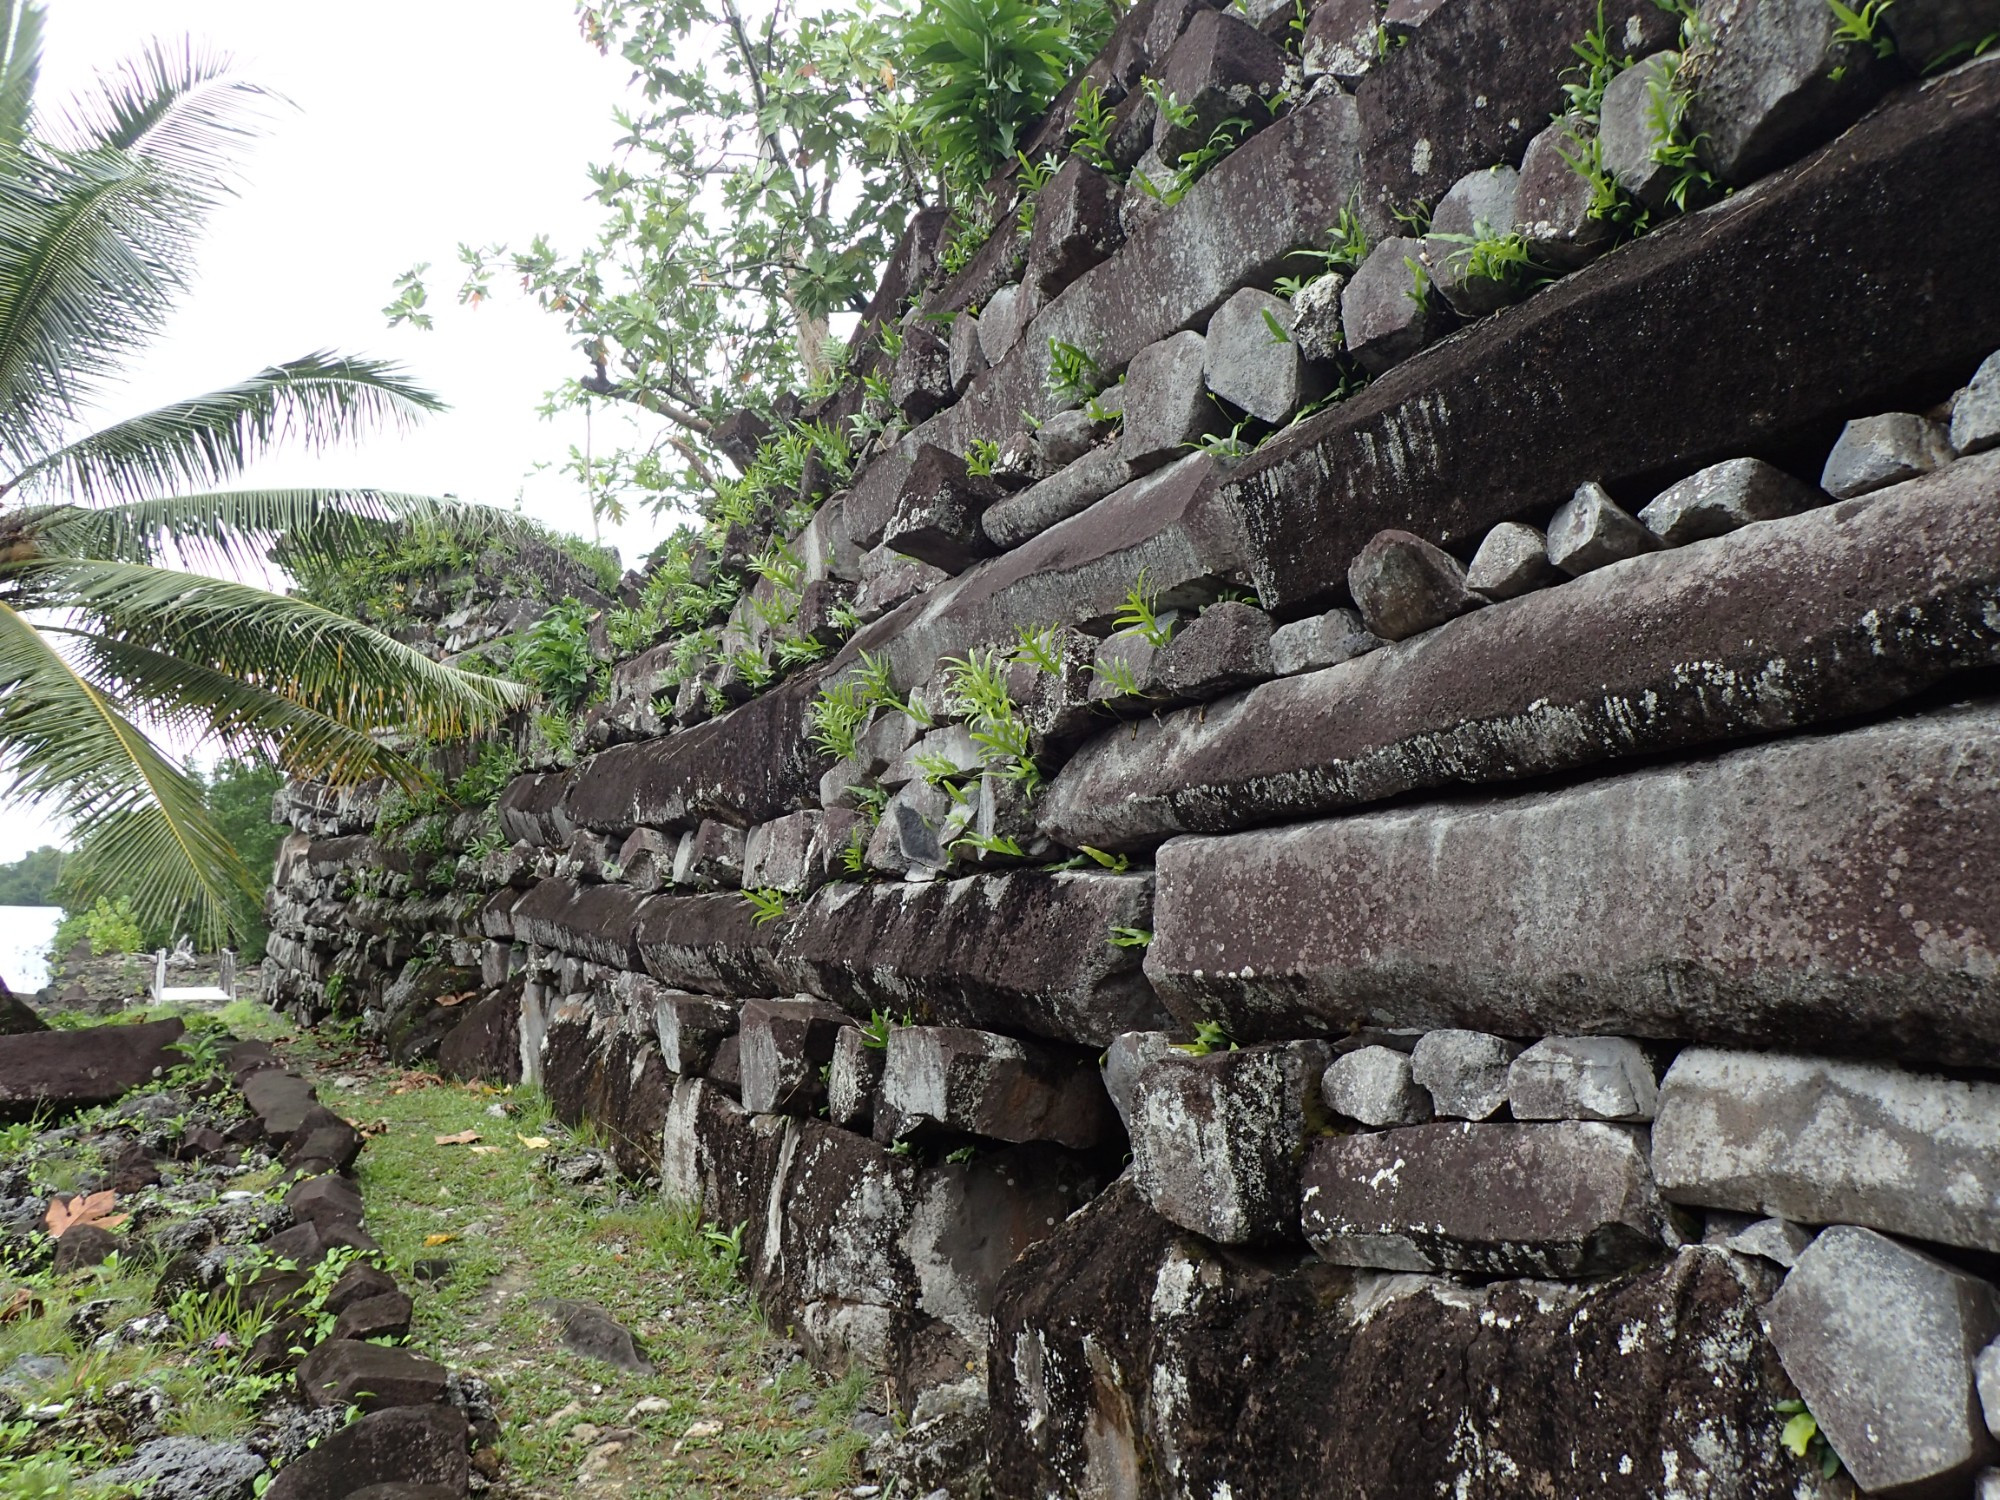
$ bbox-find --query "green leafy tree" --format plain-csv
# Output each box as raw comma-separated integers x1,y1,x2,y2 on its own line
0,1,527,946
0,843,61,904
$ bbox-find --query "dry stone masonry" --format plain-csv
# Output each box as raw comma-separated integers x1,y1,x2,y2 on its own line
264,5,2000,1495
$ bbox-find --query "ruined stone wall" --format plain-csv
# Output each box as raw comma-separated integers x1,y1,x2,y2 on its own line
264,3,2000,1495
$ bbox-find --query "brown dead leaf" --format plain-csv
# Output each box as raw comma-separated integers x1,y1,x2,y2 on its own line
436,991,473,1008
434,1130,481,1146
45,1190,124,1238
0,1287,44,1323
423,1232,456,1247
468,1145,502,1156
358,1118,391,1138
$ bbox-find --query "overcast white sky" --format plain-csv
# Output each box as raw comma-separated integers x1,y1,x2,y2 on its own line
8,1,666,861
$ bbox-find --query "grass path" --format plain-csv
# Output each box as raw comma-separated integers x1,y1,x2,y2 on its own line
278,1025,873,1499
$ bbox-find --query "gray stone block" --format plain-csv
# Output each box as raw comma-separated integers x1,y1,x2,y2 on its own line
1321,1046,1432,1127
1546,480,1663,575
826,1024,883,1132
1955,351,2000,457
1464,521,1562,600
1154,600,1274,700
864,779,958,879
1269,607,1380,676
1822,412,1955,499
1341,237,1446,374
1121,330,1225,471
1150,10,1287,162
1426,165,1523,317
882,445,1000,575
1288,270,1347,365
616,827,676,895
854,543,948,622
1979,1336,2000,1439
1887,0,2000,70
675,820,746,889
1513,114,1615,270
948,309,987,396
1508,1037,1657,1122
1025,156,1124,301
1301,1120,1672,1276
1598,54,1684,210
1638,457,1821,544
981,446,1134,550
738,997,853,1116
881,1026,1113,1149
1124,1039,1331,1244
1764,1226,2000,1496
1203,287,1325,425
978,284,1023,367
1346,529,1484,641
1653,1048,2000,1253
1300,0,1377,85
1100,1030,1177,1132
1409,1029,1519,1121
1702,1212,1814,1268
1034,408,1100,468
889,321,953,423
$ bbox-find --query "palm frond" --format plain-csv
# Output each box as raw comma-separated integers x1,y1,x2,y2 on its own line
0,597,249,943
9,352,448,506
20,486,532,573
0,0,44,154
49,34,270,187
14,557,528,749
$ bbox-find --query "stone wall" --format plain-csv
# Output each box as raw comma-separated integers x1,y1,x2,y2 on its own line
264,5,2000,1495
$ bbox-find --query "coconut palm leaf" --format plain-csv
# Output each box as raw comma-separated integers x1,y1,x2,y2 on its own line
0,0,43,154
0,596,248,941
47,32,268,186
6,352,449,507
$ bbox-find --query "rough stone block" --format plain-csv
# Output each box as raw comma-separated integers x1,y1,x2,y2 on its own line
1143,703,2000,1065
889,321,953,424
506,879,645,969
981,446,1134,550
1703,1213,1815,1267
1821,411,1954,498
1124,1039,1330,1244
634,892,792,998
1203,287,1325,425
1425,165,1523,317
882,445,999,575
1269,606,1379,675
977,284,1023,367
1409,1029,1519,1121
1300,0,1377,84
1340,237,1445,374
675,820,746,890
738,997,853,1115
0,1018,185,1120
1955,350,2000,457
863,779,956,879
1320,1046,1430,1127
615,827,675,895
1301,1121,1672,1276
262,1406,468,1500
1153,600,1273,700
1514,114,1615,270
1287,269,1346,366
778,872,1166,1047
1034,407,1100,468
1546,480,1664,575
827,1025,883,1131
948,308,988,396
855,542,948,621
652,992,737,1076
1025,157,1124,301
1464,520,1562,599
1686,0,1891,185
1120,330,1225,470
1598,54,1686,210
1508,1036,1658,1122
296,1340,447,1413
1346,529,1483,641
881,1027,1112,1149
1638,456,1821,544
1765,1226,2000,1497
1653,1047,2000,1254
1151,9,1287,162
742,809,857,897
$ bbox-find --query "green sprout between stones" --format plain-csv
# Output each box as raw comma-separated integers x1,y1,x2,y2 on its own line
964,437,1001,476
1114,567,1176,646
1108,924,1154,948
743,888,788,925
1173,1018,1237,1054
1046,338,1103,403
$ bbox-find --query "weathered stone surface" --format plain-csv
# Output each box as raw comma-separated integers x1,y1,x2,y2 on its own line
332,1290,413,1344
243,1067,318,1141
1151,9,1286,161
1508,1036,1658,1122
1408,1029,1518,1121
977,284,1023,367
948,307,988,396
880,1027,1111,1148
536,996,674,1178
863,778,955,879
1320,1046,1430,1127
1219,64,2000,611
1344,528,1482,640
1653,1047,2000,1253
1703,1213,1815,1267
889,321,953,424
1546,479,1663,575
1686,0,1891,184
1955,349,2000,456
981,446,1133,551
1821,411,1954,498
1300,0,1375,84
263,1404,468,1500
991,1180,1823,1500
1463,519,1561,599
660,1077,791,1272
506,879,643,968
1302,1121,1671,1276
741,809,858,897
827,1024,883,1131
1202,288,1323,424
296,1340,447,1412
1269,606,1378,676
1152,600,1272,699
1124,1039,1329,1243
1598,54,1684,209
97,1438,265,1500
0,1018,184,1120
1339,237,1443,374
634,892,792,997
1025,157,1124,301
540,1297,651,1373
1766,1226,2000,1497
1042,454,2000,852
652,992,737,1076
1424,165,1522,317
1513,114,1615,269
497,771,570,846
737,997,852,1115
777,872,1166,1047
1144,702,2000,1064
1637,456,1820,543
882,445,999,575
1120,330,1223,470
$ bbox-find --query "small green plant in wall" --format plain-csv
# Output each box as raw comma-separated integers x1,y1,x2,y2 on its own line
1775,1399,1843,1480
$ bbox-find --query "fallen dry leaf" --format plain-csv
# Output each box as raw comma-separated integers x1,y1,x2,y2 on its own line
434,1130,481,1146
436,991,472,1008
45,1191,126,1238
0,1287,44,1323
517,1134,551,1150
469,1145,502,1156
423,1232,456,1247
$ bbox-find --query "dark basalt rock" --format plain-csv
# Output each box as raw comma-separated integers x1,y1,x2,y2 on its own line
634,892,793,997
1025,156,1125,301
263,1404,468,1500
505,879,646,969
296,1340,448,1413
436,985,523,1086
0,1017,184,1120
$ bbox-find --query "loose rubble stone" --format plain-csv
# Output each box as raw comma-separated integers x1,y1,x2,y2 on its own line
1320,1046,1431,1127
1203,287,1325,424
1765,1226,2000,1496
1652,1047,2000,1253
827,1025,883,1131
1685,0,1891,184
263,1405,469,1500
1954,350,2000,457
1120,330,1224,470
1345,529,1483,641
864,778,955,879
1340,237,1445,374
1425,165,1522,317
1507,1036,1658,1122
1153,600,1273,700
652,992,737,1075
1703,1213,1815,1268
1638,456,1820,543
1287,269,1346,365
1143,703,2000,1065
296,1340,447,1412
1545,480,1663,575
1464,520,1562,599
1597,54,1685,209
737,997,853,1115
541,1298,652,1372
98,1438,266,1500
880,1027,1112,1149
1409,1029,1519,1120
1301,1121,1672,1276
0,1018,184,1119
1821,411,1954,499
1513,114,1615,269
1269,607,1379,675
1123,1039,1330,1244
1151,10,1287,161
882,446,999,575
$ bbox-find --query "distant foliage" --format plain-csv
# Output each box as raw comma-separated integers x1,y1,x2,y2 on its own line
0,846,65,906
512,598,600,716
